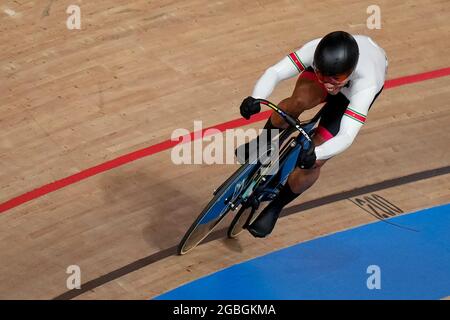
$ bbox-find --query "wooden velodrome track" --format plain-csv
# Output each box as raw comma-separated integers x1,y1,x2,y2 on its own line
0,0,449,299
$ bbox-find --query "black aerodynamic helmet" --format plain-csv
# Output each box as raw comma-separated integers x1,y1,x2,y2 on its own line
313,31,359,77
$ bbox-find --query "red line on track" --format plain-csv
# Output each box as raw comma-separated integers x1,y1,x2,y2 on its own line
1,67,449,214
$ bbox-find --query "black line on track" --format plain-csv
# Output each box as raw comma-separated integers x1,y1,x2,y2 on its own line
53,165,450,300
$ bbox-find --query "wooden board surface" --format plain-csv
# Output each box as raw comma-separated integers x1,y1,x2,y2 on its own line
0,0,449,299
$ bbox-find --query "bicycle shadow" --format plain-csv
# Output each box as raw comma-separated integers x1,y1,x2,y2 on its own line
221,237,245,253
99,162,202,251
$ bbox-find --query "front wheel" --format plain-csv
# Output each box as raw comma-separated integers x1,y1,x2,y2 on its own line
178,163,257,255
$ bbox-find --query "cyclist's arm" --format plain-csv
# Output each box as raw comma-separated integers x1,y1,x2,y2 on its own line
252,38,320,99
252,57,299,99
315,87,378,160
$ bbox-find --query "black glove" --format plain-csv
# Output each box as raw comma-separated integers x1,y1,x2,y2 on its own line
297,141,316,169
240,96,261,120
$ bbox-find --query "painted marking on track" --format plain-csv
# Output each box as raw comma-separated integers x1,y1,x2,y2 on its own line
4,8,16,16
1,67,450,214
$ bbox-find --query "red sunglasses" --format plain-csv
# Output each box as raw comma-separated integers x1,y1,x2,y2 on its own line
312,63,353,84
315,70,351,84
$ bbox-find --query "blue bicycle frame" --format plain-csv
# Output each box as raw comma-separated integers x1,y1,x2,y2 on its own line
177,99,323,254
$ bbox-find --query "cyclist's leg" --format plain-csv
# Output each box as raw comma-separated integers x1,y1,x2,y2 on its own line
248,85,384,237
236,68,326,163
287,91,350,193
247,91,348,238
270,67,327,128
246,70,327,237
287,86,384,193
286,135,328,194
247,134,328,238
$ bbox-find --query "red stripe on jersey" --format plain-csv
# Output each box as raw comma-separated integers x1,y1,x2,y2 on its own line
288,53,305,72
344,109,366,123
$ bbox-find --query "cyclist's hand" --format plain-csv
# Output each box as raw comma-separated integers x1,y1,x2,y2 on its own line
297,141,316,169
240,96,261,120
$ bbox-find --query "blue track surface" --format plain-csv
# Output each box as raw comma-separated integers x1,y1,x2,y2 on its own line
157,203,450,300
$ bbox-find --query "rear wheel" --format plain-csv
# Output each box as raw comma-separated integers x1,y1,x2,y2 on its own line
227,199,272,239
227,205,254,239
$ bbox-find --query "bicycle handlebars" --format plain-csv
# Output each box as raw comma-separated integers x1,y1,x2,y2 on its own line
255,99,312,143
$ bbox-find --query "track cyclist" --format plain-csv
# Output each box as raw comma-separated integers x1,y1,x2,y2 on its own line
237,31,388,238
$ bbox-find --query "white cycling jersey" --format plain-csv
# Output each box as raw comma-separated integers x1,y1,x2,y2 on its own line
252,35,388,160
